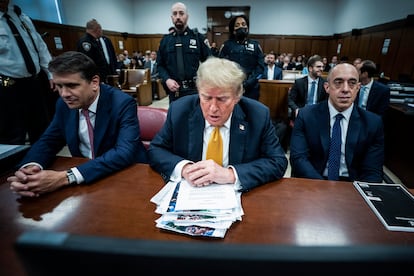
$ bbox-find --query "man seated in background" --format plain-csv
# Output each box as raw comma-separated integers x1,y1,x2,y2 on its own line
262,52,283,80
290,63,384,183
8,51,148,197
148,57,287,192
288,55,328,122
144,50,160,100
355,59,390,119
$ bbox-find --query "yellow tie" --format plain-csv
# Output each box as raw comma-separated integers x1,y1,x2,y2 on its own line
206,127,223,166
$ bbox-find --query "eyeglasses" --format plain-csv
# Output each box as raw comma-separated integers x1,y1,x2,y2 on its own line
332,79,358,89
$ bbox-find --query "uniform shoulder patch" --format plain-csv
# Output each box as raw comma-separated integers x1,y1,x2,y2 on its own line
82,42,92,52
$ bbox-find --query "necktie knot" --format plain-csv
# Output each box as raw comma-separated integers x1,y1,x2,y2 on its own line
335,113,344,121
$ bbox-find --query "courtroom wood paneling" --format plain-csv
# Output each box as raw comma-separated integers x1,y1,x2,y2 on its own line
33,15,414,83
365,32,384,67
294,39,311,56
378,29,403,77
391,26,414,80
356,35,371,60
258,79,293,122
279,38,296,54
310,39,328,57
327,39,340,58
262,37,280,54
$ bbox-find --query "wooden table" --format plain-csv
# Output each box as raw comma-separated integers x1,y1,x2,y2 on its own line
1,157,414,275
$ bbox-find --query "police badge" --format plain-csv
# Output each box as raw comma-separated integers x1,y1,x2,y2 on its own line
82,42,92,51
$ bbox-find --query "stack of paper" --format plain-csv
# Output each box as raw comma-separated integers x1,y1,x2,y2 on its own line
150,180,244,238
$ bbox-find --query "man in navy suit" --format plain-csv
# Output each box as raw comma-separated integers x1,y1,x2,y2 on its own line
262,52,282,80
8,51,147,197
148,57,287,192
288,55,328,121
290,63,384,183
355,59,390,118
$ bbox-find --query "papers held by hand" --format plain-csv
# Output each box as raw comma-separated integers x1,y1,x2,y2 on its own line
150,180,244,238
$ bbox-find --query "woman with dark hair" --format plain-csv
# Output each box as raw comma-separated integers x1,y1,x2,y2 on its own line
219,15,264,100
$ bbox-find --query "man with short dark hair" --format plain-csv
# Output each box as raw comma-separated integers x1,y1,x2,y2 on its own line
8,51,147,197
355,59,390,118
288,55,328,121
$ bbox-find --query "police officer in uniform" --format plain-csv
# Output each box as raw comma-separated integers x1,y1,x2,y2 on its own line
219,15,264,100
157,2,211,103
0,1,55,145
77,19,112,83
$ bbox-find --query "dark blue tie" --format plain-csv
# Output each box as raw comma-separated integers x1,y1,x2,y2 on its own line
328,113,344,180
307,81,316,104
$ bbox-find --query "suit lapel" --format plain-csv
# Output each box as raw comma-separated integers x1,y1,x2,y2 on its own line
93,88,111,155
188,106,204,161
67,109,82,156
229,105,247,164
319,103,331,155
345,106,361,166
317,79,325,100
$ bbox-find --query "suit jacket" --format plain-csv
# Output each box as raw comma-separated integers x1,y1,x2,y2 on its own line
261,65,282,80
148,95,288,192
19,84,148,183
289,100,384,183
144,60,159,81
101,35,118,75
356,80,390,117
288,76,327,119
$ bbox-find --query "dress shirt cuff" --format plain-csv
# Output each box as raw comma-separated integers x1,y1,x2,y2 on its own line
20,162,43,170
227,165,241,191
170,160,194,182
71,167,84,184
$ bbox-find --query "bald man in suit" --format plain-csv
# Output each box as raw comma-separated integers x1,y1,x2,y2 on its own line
290,63,384,183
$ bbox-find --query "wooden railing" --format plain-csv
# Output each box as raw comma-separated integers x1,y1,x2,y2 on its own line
258,79,294,122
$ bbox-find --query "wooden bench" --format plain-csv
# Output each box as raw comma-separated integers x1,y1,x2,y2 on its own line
259,79,294,122
121,69,153,106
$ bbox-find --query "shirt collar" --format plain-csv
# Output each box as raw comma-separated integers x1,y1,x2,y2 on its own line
79,92,100,114
328,100,353,122
307,76,318,84
204,112,232,130
362,78,374,90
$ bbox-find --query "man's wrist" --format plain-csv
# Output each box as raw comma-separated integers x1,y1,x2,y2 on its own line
66,169,77,185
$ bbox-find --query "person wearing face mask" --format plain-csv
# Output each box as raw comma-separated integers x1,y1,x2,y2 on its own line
219,15,264,100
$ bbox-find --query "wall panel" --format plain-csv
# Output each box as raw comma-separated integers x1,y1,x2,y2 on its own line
32,16,414,82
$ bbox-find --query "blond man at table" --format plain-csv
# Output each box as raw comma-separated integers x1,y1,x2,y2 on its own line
148,57,287,192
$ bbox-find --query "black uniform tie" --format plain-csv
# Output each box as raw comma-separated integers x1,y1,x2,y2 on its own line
4,13,36,75
175,34,185,81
